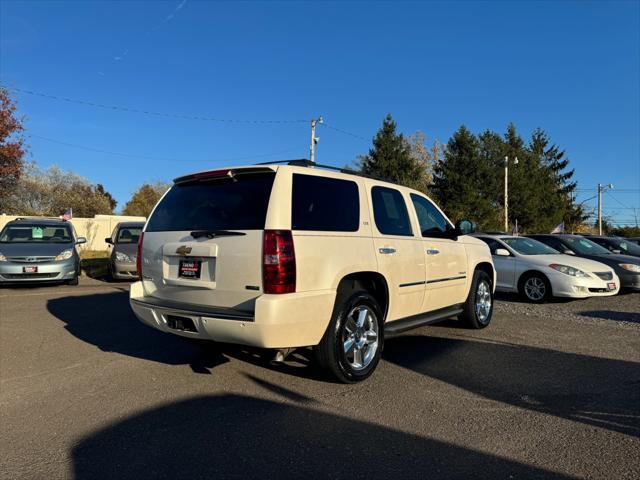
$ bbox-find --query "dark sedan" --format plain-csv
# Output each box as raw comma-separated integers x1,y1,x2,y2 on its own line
527,234,640,291
105,222,144,280
583,235,640,258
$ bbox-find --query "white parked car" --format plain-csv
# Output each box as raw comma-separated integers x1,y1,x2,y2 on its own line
130,161,496,383
474,234,620,302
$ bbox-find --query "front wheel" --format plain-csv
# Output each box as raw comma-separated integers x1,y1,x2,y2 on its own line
519,273,551,303
314,291,384,383
459,270,493,329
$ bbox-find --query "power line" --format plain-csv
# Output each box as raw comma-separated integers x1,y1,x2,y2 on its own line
29,134,302,163
320,123,369,142
12,86,372,146
605,190,638,210
11,87,308,124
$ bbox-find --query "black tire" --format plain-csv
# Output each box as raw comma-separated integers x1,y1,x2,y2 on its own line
519,272,551,303
314,291,384,383
459,270,493,329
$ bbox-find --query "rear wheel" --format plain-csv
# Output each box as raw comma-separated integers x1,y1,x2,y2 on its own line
459,270,493,329
519,273,551,303
315,291,383,383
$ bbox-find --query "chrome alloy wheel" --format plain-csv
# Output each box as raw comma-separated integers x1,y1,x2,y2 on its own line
475,279,492,324
342,305,379,371
524,276,546,301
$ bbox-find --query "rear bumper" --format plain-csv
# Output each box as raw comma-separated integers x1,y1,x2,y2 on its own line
547,271,620,298
129,281,335,348
0,258,78,283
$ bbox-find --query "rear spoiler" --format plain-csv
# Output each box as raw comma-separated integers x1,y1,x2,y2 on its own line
173,167,275,184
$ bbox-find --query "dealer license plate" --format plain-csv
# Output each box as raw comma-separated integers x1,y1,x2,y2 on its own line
607,282,616,291
23,266,38,273
178,259,201,279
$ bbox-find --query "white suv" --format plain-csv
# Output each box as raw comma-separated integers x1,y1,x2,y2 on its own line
130,161,495,382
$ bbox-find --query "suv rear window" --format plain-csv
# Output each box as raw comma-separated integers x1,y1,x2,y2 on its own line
292,174,359,232
371,186,413,236
146,173,275,232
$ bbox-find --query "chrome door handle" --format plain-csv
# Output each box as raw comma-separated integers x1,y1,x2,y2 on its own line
426,249,440,255
379,247,396,254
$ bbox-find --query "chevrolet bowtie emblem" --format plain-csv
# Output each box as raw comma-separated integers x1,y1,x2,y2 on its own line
176,246,192,256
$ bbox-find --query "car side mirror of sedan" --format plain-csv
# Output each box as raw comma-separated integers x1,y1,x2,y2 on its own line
612,249,621,254
76,237,87,245
564,249,576,255
105,237,113,245
495,248,511,257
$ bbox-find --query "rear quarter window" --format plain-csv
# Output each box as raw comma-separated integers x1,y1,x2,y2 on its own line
146,172,275,232
291,174,359,232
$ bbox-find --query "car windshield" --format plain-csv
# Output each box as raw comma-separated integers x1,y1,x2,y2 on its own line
116,227,142,244
562,237,611,255
612,238,640,255
502,237,558,255
0,224,73,243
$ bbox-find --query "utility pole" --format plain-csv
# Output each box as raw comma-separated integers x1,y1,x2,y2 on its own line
504,156,518,232
597,183,614,235
309,116,323,163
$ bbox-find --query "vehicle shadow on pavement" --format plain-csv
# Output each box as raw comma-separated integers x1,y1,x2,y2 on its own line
383,335,640,438
579,310,640,324
71,393,574,479
46,291,229,374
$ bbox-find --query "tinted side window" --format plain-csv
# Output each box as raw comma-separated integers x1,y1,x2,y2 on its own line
371,187,413,236
292,174,359,232
410,194,449,237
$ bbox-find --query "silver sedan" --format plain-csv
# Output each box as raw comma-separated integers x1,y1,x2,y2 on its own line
474,234,620,302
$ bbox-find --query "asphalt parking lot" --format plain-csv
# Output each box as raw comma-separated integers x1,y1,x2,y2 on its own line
1,278,639,479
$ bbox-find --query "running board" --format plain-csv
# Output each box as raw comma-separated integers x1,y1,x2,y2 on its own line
384,305,463,336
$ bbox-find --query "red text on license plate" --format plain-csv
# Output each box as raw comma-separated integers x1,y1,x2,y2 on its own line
23,266,38,273
607,282,616,290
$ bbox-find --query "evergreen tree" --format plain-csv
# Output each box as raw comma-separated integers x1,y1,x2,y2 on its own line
359,114,428,192
432,126,501,229
528,128,586,231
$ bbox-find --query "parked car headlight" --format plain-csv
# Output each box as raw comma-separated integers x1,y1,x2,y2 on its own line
619,263,640,273
55,249,74,261
0,252,6,262
548,264,589,277
115,252,133,262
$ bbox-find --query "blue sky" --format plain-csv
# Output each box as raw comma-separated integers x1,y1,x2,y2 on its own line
1,0,638,225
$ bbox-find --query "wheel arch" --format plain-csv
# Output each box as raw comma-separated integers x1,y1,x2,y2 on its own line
517,269,552,295
335,271,389,321
473,261,495,289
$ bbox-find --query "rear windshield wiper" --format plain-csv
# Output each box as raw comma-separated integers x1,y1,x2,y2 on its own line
190,230,247,239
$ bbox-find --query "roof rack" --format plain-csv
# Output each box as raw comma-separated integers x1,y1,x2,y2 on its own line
256,159,389,182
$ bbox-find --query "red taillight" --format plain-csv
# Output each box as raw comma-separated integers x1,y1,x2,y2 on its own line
263,230,296,294
136,232,144,280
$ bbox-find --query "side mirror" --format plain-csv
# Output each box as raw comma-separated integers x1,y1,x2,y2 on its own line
612,249,621,254
564,249,575,255
495,248,511,257
76,237,87,245
105,237,113,244
455,219,476,236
